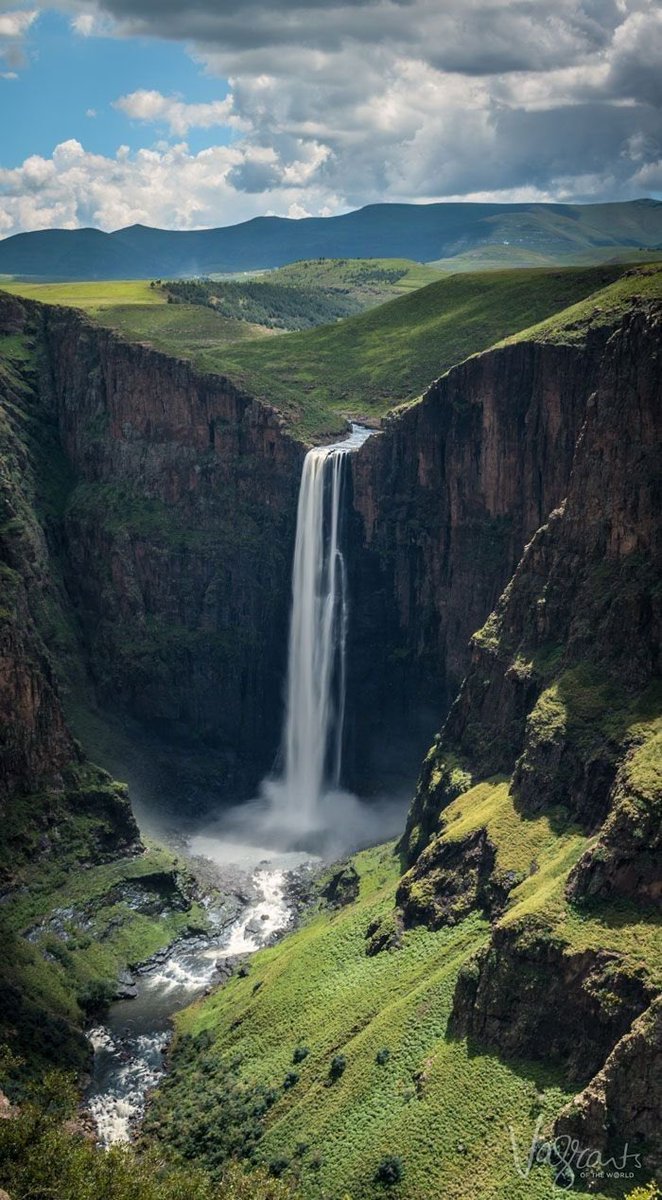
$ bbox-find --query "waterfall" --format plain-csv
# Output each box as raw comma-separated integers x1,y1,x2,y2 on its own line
272,424,372,832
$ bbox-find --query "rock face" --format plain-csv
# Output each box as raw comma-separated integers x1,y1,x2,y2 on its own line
0,305,138,882
554,998,662,1175
450,924,653,1086
27,301,304,802
345,331,608,787
400,307,661,866
0,332,73,796
395,303,661,1175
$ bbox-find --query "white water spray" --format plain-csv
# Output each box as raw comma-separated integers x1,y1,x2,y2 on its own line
193,422,406,855
273,424,372,832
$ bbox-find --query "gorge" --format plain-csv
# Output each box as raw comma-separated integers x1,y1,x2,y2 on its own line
0,264,660,1200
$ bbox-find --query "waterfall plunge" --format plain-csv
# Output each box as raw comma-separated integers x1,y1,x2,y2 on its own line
193,422,407,860
266,424,372,839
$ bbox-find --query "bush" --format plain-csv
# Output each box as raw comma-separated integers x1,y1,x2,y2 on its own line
375,1155,404,1186
376,1048,391,1065
77,978,116,1017
283,1072,299,1089
268,1157,290,1178
292,1046,309,1064
329,1054,346,1080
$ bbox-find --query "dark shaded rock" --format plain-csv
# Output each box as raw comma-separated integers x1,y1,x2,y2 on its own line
398,827,498,929
321,864,360,908
449,923,654,1086
214,954,248,983
553,996,662,1177
346,326,610,791
364,912,403,956
566,732,662,908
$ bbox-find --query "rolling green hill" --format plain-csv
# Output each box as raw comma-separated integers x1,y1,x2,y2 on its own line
0,199,660,280
162,260,447,330
256,257,445,296
195,265,631,438
5,264,661,442
1,278,276,357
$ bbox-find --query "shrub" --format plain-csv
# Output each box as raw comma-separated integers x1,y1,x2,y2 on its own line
375,1155,404,1186
268,1157,290,1178
77,978,116,1016
376,1048,391,1065
292,1046,309,1063
329,1054,346,1080
283,1072,299,1089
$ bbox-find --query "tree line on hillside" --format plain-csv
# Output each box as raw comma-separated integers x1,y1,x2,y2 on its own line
160,278,364,330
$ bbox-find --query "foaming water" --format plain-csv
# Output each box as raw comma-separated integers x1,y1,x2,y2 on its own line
87,865,295,1146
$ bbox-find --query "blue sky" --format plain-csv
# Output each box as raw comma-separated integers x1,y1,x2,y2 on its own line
0,1,660,235
2,10,233,167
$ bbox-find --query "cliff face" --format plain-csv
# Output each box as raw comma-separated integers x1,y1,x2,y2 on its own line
395,304,661,1175
0,303,138,884
0,305,73,797
31,303,304,802
345,332,607,784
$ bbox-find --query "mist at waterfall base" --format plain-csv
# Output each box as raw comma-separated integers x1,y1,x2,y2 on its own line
190,425,409,865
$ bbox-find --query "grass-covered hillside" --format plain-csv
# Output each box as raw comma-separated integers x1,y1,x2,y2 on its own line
162,259,446,330
3,263,635,441
200,264,628,438
143,838,658,1200
255,257,444,297
1,278,274,360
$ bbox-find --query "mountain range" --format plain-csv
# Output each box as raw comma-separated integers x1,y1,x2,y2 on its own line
1,198,661,280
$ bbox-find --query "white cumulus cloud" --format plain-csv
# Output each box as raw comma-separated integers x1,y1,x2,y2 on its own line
113,88,245,136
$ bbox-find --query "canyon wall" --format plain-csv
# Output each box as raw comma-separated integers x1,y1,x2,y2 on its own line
0,298,138,883
345,328,609,788
395,304,661,1174
31,302,304,806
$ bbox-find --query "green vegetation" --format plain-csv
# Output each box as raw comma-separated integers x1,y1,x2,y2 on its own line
428,245,662,273
0,1069,296,1200
191,265,628,439
164,276,364,330
502,264,662,347
255,257,444,297
0,765,207,1078
160,258,445,333
1,278,273,358
3,263,637,440
145,844,617,1200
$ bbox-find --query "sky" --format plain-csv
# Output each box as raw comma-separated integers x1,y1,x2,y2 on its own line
0,0,660,236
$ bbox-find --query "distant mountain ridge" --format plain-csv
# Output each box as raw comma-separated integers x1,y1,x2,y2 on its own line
1,198,661,280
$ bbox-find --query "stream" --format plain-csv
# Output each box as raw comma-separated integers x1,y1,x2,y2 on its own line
86,850,313,1145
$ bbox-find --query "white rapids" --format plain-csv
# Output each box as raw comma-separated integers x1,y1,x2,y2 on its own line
87,866,294,1146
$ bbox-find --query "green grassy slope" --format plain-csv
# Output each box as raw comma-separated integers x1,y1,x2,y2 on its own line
501,263,662,346
5,265,660,445
195,265,627,438
427,245,662,273
3,264,631,441
255,257,445,296
144,841,656,1200
1,279,274,358
162,259,447,331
